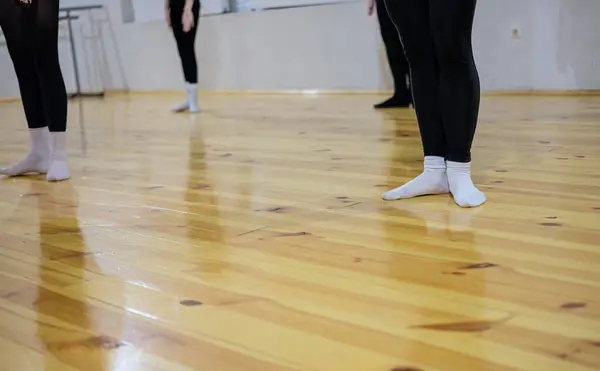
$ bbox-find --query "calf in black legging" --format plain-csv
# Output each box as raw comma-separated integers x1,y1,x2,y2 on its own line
0,0,70,181
369,0,412,109
166,0,201,113
381,0,485,207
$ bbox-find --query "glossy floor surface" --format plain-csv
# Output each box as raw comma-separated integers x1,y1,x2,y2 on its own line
1,94,600,371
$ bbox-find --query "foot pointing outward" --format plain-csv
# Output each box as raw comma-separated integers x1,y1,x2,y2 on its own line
0,127,50,176
171,83,200,113
382,156,449,200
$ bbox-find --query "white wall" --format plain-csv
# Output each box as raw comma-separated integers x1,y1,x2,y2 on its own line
132,0,229,21
240,0,357,11
0,0,599,99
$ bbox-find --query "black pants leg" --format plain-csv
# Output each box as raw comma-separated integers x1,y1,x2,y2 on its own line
170,0,200,84
430,0,480,162
384,0,480,162
376,0,410,97
0,0,67,132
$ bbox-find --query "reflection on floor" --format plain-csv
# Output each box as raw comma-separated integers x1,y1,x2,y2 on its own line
1,93,599,371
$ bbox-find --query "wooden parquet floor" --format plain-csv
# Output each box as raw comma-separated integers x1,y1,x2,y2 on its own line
0,93,599,371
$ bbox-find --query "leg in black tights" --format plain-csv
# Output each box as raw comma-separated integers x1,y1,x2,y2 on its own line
382,0,485,207
169,0,200,112
430,0,480,163
374,0,412,109
0,0,70,181
170,0,200,84
0,0,67,132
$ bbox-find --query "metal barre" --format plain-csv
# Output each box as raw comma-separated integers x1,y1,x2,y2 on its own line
59,4,105,99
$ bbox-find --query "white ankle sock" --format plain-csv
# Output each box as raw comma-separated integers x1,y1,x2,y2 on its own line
186,83,200,113
171,83,200,113
382,156,449,200
46,132,70,182
0,127,50,176
446,161,486,207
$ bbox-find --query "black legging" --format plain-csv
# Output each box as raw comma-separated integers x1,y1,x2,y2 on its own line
170,0,200,84
384,0,480,163
376,0,410,97
0,0,67,132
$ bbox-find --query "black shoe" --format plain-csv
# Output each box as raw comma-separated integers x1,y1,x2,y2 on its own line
374,94,412,109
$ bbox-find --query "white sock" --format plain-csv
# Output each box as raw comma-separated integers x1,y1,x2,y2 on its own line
0,127,50,176
171,83,200,113
46,132,70,182
382,156,449,200
186,83,200,113
446,161,486,208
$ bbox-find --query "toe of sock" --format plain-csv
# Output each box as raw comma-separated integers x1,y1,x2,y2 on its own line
46,162,70,182
47,172,71,182
171,104,189,113
454,191,486,208
0,164,48,176
382,190,400,201
382,186,415,200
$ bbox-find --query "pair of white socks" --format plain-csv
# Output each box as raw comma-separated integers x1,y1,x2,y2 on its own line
382,156,486,208
0,127,70,182
171,83,200,113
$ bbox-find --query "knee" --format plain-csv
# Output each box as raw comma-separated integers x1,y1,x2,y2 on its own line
434,38,472,66
401,39,434,66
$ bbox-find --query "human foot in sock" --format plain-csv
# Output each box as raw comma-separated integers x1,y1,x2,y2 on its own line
446,161,486,208
171,100,189,113
0,127,50,176
172,83,200,113
382,156,449,200
46,132,70,182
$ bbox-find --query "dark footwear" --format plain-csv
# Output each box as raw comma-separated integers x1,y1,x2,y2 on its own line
374,94,412,109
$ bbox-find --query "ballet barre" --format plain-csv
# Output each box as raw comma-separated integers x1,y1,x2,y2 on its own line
59,4,105,99
59,14,80,22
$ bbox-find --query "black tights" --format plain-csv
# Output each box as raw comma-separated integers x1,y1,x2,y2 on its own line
384,0,480,163
0,0,67,132
376,0,410,97
170,0,200,84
